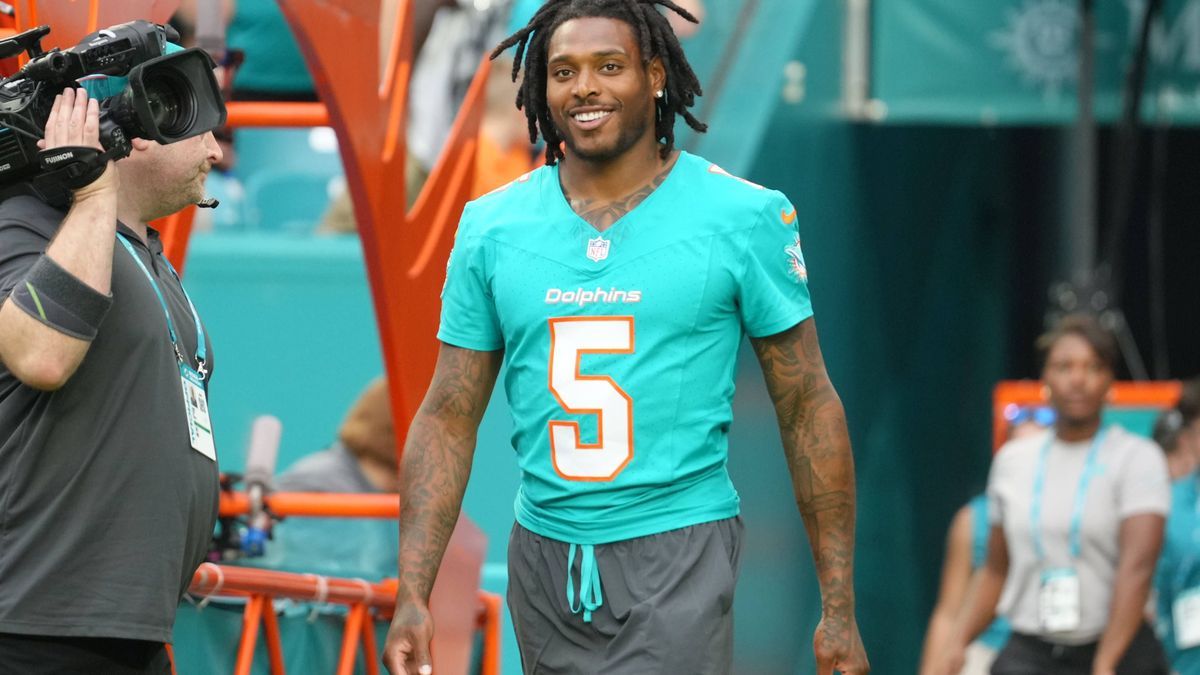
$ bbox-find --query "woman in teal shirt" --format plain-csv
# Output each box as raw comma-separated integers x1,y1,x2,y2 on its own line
1154,381,1200,674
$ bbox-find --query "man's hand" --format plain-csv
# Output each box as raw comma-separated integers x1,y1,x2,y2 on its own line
37,87,118,198
383,598,434,675
814,610,869,674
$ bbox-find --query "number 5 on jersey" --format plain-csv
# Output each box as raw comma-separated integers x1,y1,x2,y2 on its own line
548,316,634,481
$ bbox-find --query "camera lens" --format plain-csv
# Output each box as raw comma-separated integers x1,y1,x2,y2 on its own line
142,71,194,136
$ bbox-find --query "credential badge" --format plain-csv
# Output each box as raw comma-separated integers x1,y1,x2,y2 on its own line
586,236,610,262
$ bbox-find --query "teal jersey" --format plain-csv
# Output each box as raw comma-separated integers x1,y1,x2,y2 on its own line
439,151,813,545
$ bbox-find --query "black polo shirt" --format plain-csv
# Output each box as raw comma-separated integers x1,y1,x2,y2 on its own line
0,196,219,642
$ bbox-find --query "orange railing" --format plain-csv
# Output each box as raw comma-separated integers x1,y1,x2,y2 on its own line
208,491,499,675
220,490,397,519
225,101,330,129
188,563,502,675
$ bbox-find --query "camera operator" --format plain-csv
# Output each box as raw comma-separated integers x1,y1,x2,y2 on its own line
0,86,223,674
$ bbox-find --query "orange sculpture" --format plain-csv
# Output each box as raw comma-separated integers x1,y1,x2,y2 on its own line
276,0,489,457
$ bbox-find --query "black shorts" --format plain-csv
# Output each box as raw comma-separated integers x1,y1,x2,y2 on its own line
991,623,1168,675
506,517,743,675
0,633,170,675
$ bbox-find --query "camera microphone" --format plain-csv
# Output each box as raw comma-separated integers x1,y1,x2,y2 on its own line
196,197,219,209
242,414,282,558
244,414,282,493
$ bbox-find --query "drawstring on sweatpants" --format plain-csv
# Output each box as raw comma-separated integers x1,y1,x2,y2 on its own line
566,543,603,622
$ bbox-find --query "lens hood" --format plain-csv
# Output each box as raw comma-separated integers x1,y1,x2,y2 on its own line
116,47,226,144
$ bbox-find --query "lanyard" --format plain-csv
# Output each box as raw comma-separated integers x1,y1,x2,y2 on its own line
1030,427,1108,562
116,233,207,378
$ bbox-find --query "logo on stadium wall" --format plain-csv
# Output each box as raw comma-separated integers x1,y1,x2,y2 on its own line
990,0,1097,99
991,0,1199,102
586,236,610,262
785,235,807,283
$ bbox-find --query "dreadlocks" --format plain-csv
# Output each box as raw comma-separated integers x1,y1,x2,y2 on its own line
490,0,707,165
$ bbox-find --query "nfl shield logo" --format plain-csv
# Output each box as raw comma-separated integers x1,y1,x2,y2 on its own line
586,236,610,262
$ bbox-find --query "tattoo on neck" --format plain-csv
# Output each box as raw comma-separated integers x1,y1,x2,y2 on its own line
562,160,675,231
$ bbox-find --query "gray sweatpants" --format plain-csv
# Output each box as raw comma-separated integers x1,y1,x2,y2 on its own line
506,517,744,675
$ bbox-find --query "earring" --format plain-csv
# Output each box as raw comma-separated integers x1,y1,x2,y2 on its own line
655,90,664,99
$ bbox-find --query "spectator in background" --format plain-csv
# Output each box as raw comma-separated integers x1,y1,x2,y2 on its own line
1153,378,1200,674
1154,383,1200,480
318,50,533,237
318,0,522,234
922,493,1011,675
174,0,459,233
276,377,397,494
937,314,1170,675
220,0,454,101
257,377,400,578
405,0,514,198
471,55,535,197
920,407,1053,675
225,0,315,101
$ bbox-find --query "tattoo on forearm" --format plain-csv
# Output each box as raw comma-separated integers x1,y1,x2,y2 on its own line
751,320,857,652
396,347,498,602
562,159,675,230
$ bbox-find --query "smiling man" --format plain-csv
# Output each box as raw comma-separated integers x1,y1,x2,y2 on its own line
383,1,868,674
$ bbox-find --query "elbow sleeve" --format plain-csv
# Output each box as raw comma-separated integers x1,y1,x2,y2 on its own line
7,255,113,340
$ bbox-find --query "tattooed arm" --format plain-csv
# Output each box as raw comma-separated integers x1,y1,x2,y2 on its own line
383,343,503,675
751,318,869,675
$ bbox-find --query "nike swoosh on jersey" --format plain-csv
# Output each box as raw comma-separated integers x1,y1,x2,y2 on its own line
781,208,797,225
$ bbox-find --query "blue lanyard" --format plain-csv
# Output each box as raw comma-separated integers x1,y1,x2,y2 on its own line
116,234,207,378
1030,428,1108,562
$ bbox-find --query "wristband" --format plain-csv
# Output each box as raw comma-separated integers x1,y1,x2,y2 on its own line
8,255,113,340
